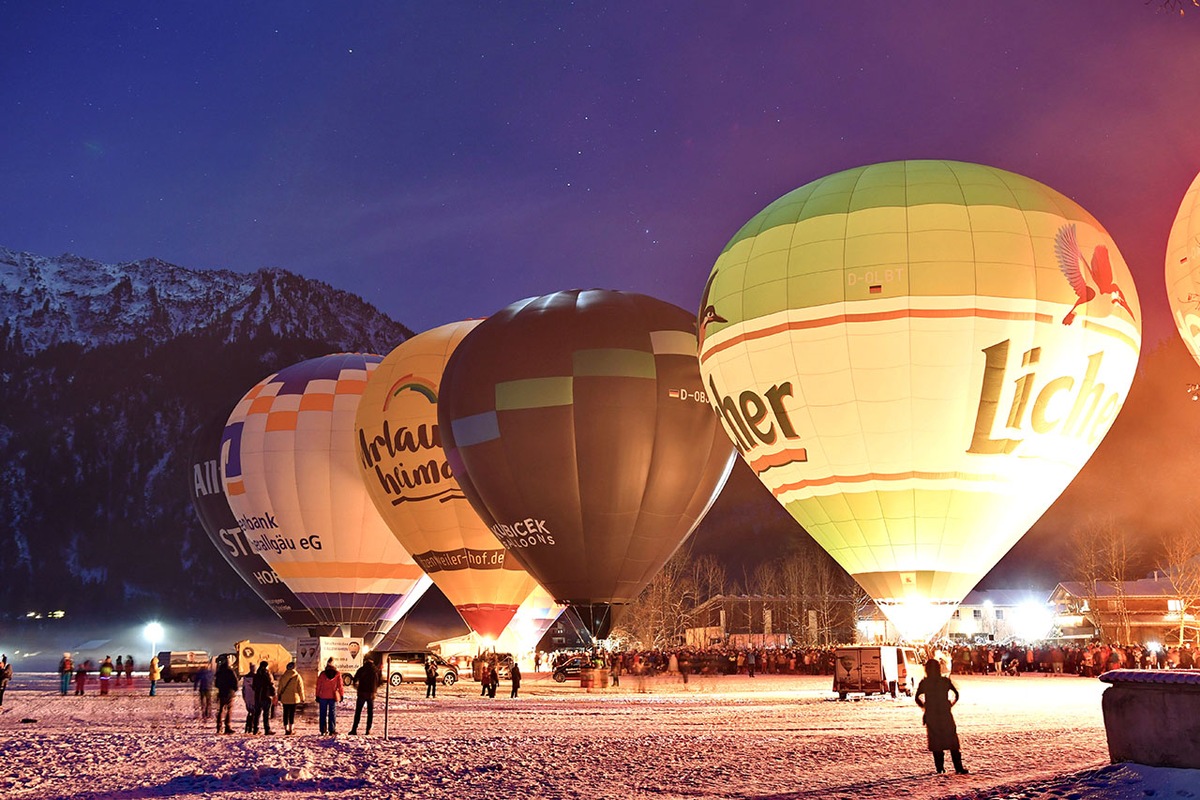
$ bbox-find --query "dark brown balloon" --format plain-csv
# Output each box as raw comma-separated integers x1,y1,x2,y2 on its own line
438,290,736,638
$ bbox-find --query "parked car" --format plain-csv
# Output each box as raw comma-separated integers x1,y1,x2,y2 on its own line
381,651,458,686
552,655,589,683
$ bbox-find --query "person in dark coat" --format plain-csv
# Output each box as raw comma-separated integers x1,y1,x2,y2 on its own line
214,656,238,734
510,662,521,698
915,658,968,775
424,658,438,699
251,660,276,735
349,656,381,735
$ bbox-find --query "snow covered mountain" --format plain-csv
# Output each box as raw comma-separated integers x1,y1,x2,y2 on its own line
0,246,410,354
0,246,413,624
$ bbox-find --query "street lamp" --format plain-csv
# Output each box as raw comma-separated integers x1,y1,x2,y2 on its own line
145,621,163,660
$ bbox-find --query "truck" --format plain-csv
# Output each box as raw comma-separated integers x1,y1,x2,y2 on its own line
220,640,293,678
156,650,211,683
295,636,364,687
832,645,921,700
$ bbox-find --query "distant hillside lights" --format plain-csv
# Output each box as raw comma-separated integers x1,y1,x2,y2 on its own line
25,610,66,620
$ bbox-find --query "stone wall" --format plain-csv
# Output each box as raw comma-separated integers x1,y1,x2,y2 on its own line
1100,669,1200,769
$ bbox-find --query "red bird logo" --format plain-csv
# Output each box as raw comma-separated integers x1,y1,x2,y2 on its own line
1054,223,1134,325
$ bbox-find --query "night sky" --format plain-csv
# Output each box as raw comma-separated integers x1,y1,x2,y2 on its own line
3,2,1199,346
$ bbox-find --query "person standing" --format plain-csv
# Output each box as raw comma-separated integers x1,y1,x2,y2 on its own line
277,661,305,735
0,655,12,705
488,661,500,698
214,656,237,734
510,662,521,698
148,655,161,697
99,655,113,696
747,649,757,678
59,652,74,696
241,669,258,733
75,660,89,695
425,658,438,699
315,660,344,736
115,656,124,689
124,655,134,687
349,656,381,735
194,660,214,721
251,661,276,735
915,659,969,775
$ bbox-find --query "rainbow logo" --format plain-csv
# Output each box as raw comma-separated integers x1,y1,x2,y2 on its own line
382,374,438,411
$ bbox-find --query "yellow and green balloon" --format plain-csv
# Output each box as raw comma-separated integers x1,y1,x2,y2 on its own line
699,160,1141,641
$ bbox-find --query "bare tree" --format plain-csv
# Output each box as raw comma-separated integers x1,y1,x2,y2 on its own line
1157,512,1200,645
1066,517,1138,642
1156,0,1200,16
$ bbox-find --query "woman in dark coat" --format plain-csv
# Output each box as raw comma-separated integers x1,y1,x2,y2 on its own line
914,659,968,775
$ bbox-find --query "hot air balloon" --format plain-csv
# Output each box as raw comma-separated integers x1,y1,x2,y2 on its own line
698,160,1141,641
220,353,432,646
188,409,320,629
1166,169,1200,368
496,583,567,657
355,320,539,640
438,290,737,639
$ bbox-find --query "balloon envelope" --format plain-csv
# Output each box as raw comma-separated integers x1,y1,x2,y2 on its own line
438,290,737,638
1166,169,1200,368
220,353,432,645
698,160,1141,641
188,410,319,628
355,321,539,639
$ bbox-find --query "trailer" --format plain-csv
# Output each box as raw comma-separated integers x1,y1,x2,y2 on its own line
221,640,293,678
295,636,364,687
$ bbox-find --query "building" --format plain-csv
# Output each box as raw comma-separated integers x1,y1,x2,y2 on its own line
1049,574,1198,645
683,594,856,648
853,588,1055,644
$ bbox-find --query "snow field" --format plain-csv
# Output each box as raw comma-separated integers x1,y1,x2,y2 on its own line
1,672,1196,799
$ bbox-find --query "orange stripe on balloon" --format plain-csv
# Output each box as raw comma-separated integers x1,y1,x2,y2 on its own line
265,410,298,432
249,396,275,415
771,469,999,495
748,448,808,473
299,393,335,412
699,307,1053,365
226,479,245,496
272,562,426,580
336,378,368,395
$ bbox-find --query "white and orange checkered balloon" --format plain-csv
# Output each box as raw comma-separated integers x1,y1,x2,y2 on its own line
220,353,431,644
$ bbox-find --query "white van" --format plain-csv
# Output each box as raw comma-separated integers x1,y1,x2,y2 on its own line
832,645,921,700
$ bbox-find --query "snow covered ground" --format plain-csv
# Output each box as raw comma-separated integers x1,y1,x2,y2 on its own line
1,671,1197,799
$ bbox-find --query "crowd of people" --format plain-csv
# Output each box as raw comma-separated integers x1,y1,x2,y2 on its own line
9,638,1194,744
546,640,1199,679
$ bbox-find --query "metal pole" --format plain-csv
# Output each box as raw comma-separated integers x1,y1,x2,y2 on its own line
383,653,391,740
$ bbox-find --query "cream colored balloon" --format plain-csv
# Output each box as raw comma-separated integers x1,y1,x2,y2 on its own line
355,321,538,639
1166,170,1200,368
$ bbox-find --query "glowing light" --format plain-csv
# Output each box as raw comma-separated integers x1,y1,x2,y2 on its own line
145,621,164,659
1011,602,1054,641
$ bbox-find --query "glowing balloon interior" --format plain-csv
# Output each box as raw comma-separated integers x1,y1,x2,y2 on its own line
438,290,737,639
355,321,539,639
698,160,1141,641
1166,169,1200,369
220,353,432,645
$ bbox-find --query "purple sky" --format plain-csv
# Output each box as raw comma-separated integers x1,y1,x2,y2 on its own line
4,3,1200,345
